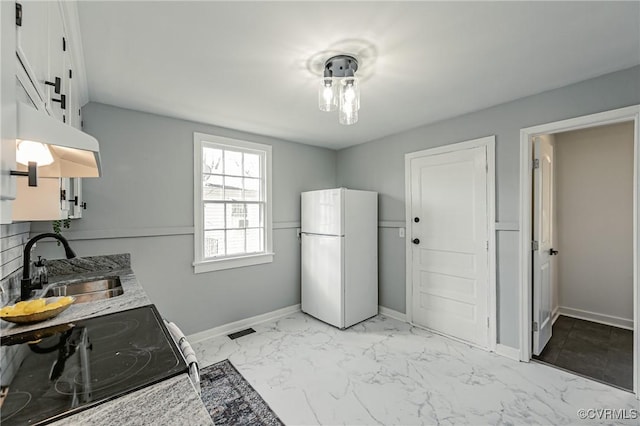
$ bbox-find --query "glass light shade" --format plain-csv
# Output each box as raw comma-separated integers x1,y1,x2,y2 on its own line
318,77,337,112
16,140,54,166
339,106,359,125
338,77,360,125
340,77,359,111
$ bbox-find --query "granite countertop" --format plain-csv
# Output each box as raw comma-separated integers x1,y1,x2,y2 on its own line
1,254,151,337
0,254,212,425
51,375,213,426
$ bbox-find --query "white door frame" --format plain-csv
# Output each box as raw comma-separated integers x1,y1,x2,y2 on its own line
405,135,497,351
518,105,640,397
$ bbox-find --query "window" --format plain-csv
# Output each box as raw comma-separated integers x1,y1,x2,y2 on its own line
193,133,273,273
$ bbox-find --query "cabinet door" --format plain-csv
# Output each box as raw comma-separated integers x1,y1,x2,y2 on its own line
60,177,72,217
46,1,66,122
67,178,83,218
16,72,39,109
65,53,79,128
16,0,49,103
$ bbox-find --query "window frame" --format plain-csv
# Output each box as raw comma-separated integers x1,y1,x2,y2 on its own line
193,132,273,273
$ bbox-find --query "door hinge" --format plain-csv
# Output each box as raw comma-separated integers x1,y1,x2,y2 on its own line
532,159,540,169
486,317,490,328
15,3,22,26
69,69,72,79
531,240,539,251
62,37,66,52
60,189,66,201
532,321,538,332
485,240,489,250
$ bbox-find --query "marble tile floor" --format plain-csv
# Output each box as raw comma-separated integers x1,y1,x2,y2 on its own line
193,313,639,425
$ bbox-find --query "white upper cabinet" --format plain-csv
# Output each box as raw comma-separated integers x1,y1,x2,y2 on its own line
11,1,88,222
16,2,76,125
15,0,49,104
46,2,66,123
66,53,82,130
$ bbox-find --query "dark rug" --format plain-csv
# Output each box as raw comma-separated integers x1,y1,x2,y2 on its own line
200,359,284,426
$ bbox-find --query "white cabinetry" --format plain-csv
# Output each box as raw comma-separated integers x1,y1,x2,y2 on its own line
15,0,49,104
46,2,66,123
0,1,18,224
11,1,87,222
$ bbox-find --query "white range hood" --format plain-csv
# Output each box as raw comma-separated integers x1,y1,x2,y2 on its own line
15,102,101,178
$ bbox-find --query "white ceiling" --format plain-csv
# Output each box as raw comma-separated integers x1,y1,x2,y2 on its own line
78,1,640,150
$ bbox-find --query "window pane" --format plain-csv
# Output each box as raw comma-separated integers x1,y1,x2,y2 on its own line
244,178,260,201
246,228,262,253
203,175,223,200
204,203,225,229
203,147,223,174
227,229,245,254
226,203,246,228
224,176,243,200
246,204,261,228
204,230,225,257
197,135,270,265
224,150,242,176
244,153,260,177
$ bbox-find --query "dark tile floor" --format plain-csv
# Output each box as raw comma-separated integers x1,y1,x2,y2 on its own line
534,315,633,391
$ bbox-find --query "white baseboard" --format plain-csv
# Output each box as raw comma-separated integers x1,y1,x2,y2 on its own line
495,344,521,361
187,304,301,344
552,306,560,324
557,306,633,330
378,306,407,322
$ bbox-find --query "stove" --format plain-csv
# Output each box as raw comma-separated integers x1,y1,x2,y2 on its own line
0,305,188,425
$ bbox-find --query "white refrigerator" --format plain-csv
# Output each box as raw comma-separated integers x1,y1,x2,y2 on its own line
301,188,378,329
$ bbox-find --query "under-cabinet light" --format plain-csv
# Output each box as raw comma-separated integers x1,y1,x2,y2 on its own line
16,140,54,166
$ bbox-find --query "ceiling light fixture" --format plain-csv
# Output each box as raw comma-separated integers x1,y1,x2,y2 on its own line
318,55,360,125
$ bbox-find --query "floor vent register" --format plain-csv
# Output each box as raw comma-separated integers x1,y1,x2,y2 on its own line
227,328,256,340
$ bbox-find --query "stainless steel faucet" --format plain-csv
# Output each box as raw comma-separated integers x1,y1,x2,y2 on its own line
20,233,76,301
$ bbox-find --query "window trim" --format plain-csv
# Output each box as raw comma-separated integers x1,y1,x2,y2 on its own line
193,132,273,273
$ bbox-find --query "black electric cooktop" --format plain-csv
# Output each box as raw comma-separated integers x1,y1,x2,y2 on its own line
0,305,187,425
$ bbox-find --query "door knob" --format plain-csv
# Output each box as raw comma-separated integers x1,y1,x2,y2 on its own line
414,217,420,223
549,248,559,255
412,238,420,245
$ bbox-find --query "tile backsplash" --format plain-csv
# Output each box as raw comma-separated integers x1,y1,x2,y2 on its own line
0,223,31,388
0,222,31,306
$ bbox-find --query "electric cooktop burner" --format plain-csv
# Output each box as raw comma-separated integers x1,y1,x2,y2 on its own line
0,305,187,425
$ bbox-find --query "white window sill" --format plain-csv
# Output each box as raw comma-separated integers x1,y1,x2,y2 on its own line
193,252,274,273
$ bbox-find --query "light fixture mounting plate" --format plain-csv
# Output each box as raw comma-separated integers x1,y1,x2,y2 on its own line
324,55,358,77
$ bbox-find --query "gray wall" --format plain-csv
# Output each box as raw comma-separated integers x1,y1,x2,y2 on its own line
32,103,336,335
336,66,640,348
555,122,634,323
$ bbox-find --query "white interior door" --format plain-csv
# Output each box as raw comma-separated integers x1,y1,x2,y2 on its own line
532,136,555,355
410,146,489,347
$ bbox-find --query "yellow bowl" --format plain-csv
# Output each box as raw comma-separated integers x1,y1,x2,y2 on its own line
0,297,75,324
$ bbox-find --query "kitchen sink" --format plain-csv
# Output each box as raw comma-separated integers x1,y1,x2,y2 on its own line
44,277,124,304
